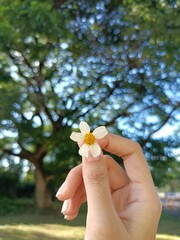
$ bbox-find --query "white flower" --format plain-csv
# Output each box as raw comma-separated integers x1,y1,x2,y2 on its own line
70,121,108,158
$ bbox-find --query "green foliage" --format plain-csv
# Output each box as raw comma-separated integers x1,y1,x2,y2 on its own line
17,182,35,198
144,136,180,187
0,198,35,216
0,0,179,191
0,167,20,198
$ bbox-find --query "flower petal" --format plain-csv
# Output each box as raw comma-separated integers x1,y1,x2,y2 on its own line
89,143,101,157
80,121,90,134
79,144,89,157
70,132,84,143
93,126,108,139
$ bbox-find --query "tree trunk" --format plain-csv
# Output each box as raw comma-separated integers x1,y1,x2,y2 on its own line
35,166,52,208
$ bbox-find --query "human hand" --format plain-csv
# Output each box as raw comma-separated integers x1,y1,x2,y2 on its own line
56,134,162,240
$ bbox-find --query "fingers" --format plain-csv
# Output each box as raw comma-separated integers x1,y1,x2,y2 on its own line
61,186,86,220
98,134,153,184
57,154,129,220
57,132,152,221
105,155,129,190
56,164,86,220
56,164,83,201
57,155,129,201
82,153,124,227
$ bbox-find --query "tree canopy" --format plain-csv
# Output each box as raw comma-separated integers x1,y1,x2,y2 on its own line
0,0,179,207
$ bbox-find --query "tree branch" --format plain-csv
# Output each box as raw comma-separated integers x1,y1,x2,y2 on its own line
1,146,35,164
53,0,69,9
105,106,132,127
34,144,48,162
141,105,179,147
1,148,21,158
71,80,122,121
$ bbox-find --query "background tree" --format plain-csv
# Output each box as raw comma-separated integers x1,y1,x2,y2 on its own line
0,0,179,208
0,161,22,198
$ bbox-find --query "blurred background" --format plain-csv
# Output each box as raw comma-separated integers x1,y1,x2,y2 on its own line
0,0,179,239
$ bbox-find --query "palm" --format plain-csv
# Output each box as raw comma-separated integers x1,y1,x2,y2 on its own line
112,182,148,223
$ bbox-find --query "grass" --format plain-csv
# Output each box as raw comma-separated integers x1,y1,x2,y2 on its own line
156,211,180,240
0,199,179,240
0,225,85,240
0,198,86,240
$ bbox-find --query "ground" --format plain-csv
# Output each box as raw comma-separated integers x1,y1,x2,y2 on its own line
0,199,179,240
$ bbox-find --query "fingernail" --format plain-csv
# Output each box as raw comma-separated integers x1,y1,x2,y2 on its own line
86,153,100,162
56,182,66,198
85,152,101,162
61,200,69,214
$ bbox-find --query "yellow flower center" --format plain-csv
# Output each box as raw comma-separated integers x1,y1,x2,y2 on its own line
84,133,96,145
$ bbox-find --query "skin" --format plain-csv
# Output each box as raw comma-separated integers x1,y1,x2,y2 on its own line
56,133,162,240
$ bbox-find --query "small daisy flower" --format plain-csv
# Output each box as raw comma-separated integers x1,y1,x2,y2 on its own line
70,121,108,158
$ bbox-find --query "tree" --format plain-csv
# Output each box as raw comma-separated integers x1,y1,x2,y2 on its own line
0,164,21,198
0,0,179,207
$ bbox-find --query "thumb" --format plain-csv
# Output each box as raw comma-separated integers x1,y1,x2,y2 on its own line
82,152,116,222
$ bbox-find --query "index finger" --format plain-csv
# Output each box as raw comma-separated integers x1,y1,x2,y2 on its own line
98,133,153,184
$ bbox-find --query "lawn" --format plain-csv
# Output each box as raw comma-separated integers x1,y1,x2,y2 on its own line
0,199,86,240
0,199,179,240
156,210,180,240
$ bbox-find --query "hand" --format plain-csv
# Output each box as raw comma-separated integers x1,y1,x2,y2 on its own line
56,134,162,240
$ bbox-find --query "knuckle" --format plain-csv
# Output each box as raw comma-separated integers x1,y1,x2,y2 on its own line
147,193,162,216
68,164,81,177
123,140,143,159
131,140,142,152
85,167,107,185
130,141,144,157
155,196,162,214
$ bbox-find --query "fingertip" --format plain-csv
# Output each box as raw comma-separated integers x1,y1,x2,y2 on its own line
56,182,67,200
63,213,78,221
56,192,63,201
97,133,109,149
61,199,80,221
85,151,102,162
98,133,152,183
56,164,83,200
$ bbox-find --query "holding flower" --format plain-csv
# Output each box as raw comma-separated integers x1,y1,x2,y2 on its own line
70,121,108,158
